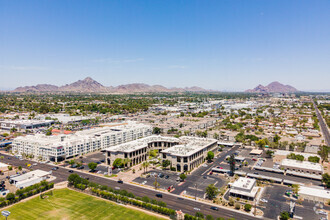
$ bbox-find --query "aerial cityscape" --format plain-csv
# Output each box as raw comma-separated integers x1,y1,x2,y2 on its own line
0,1,329,220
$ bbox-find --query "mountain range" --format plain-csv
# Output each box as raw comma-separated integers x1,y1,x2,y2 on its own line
12,77,208,93
245,81,298,93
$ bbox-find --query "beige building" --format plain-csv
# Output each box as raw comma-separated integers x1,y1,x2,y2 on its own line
105,135,218,172
281,159,323,175
161,136,218,172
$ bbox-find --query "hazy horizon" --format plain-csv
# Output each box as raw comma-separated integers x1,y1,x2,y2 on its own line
1,1,329,92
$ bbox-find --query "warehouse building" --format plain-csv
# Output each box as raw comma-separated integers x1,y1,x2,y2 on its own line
12,122,152,162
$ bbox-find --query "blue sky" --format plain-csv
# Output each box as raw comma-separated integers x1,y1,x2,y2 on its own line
0,0,329,91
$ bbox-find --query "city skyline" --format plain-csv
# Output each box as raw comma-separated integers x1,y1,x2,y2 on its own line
1,0,330,92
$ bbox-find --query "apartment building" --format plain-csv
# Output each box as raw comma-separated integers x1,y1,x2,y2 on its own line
105,135,218,172
12,122,152,162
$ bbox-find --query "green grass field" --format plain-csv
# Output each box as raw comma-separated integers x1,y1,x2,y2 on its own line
0,188,165,220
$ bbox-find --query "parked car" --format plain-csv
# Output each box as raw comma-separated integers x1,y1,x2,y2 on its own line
165,175,169,179
177,197,184,200
260,199,268,203
155,193,163,198
68,170,74,173
51,167,58,171
117,180,123,184
78,166,84,169
210,206,219,211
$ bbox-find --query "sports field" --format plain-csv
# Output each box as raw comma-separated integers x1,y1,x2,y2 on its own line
0,188,166,220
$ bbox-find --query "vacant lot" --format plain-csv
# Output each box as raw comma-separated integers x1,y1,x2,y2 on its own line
0,188,165,220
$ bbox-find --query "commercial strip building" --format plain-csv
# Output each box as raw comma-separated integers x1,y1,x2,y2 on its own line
299,186,330,203
0,119,54,130
12,122,152,162
10,170,51,188
229,177,258,201
105,136,218,172
280,159,323,175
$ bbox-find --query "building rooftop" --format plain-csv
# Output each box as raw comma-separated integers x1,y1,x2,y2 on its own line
161,136,217,156
231,177,256,191
106,135,216,155
13,122,152,150
299,186,330,200
281,159,323,172
106,135,179,153
11,169,50,182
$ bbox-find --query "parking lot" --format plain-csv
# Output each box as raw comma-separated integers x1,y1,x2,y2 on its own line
260,185,326,220
133,169,226,198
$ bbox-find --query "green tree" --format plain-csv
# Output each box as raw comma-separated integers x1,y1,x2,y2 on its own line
206,151,215,161
152,127,161,134
113,158,123,168
244,204,252,212
206,215,214,220
88,162,98,171
195,212,204,218
322,173,330,188
18,166,22,171
179,173,187,181
162,160,171,169
280,211,290,220
273,134,281,143
68,159,76,167
229,154,235,176
292,184,300,194
308,156,320,163
318,145,329,163
205,184,219,199
266,150,274,158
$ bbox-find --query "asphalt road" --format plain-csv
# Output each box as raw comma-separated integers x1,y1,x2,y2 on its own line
313,100,330,146
0,153,262,220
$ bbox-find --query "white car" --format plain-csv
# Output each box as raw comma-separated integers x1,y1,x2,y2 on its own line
142,181,147,185
33,163,37,166
193,208,200,211
115,187,120,190
317,210,327,215
260,199,268,203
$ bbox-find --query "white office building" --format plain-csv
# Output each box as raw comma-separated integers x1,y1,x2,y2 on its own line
229,177,258,200
12,122,152,162
105,135,218,172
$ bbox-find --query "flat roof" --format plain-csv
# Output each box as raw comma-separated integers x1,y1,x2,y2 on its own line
231,177,256,191
250,149,263,155
106,135,178,153
299,186,330,200
161,136,217,156
281,159,323,172
11,170,50,182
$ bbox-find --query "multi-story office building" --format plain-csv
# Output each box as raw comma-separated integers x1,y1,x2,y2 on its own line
12,122,152,162
105,135,218,172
